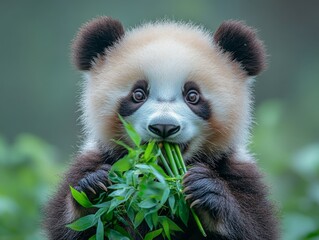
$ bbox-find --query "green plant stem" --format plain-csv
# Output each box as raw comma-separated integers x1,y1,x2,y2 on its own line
159,148,174,177
163,143,179,176
191,208,207,237
171,148,183,175
172,144,207,237
174,144,187,173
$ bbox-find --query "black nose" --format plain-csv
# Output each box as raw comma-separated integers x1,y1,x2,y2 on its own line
148,124,181,138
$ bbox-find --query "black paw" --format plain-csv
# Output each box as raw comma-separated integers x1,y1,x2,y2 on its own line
75,164,111,201
183,164,226,212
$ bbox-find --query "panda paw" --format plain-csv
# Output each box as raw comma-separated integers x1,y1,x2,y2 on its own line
183,164,226,212
75,164,111,202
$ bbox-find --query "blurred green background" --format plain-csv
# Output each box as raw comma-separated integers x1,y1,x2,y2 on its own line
1,1,318,239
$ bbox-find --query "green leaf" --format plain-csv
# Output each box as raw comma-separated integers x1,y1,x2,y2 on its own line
107,229,130,240
151,212,159,228
168,195,176,214
160,187,170,206
111,156,133,172
108,198,123,213
138,199,157,209
178,198,189,226
159,217,171,240
144,141,155,161
114,225,131,238
66,214,96,231
94,207,109,220
107,183,129,190
111,139,132,151
70,186,92,208
125,170,134,185
134,210,145,228
145,214,154,230
93,201,111,209
166,217,183,232
144,228,163,240
127,205,135,223
136,164,166,184
108,188,128,198
118,115,141,147
149,162,169,178
96,218,104,240
89,235,96,240
123,187,135,201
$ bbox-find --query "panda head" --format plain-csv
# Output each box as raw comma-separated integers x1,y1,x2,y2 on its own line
73,17,266,158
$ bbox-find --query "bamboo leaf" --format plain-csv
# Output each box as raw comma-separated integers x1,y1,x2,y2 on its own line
138,199,158,209
166,217,183,232
178,198,189,226
114,225,131,238
66,214,96,231
107,183,128,190
144,229,163,240
107,229,131,240
96,218,104,240
159,217,171,240
144,141,155,161
145,214,154,230
111,156,133,172
70,186,92,208
151,212,159,227
118,115,141,147
168,195,176,214
134,210,145,228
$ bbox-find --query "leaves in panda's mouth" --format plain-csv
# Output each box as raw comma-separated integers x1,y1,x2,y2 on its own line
68,116,206,239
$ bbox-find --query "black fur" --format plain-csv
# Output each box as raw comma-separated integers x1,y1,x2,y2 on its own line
72,16,125,70
118,80,149,117
213,20,266,76
183,81,212,120
45,148,278,240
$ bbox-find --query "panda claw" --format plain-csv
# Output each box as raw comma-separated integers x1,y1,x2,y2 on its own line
183,186,190,194
190,199,201,208
87,186,97,195
97,181,108,192
185,194,193,201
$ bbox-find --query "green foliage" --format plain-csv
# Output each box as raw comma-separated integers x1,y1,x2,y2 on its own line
251,101,319,240
69,118,205,239
0,134,63,240
1,101,318,240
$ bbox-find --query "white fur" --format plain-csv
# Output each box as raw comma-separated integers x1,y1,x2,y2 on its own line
80,21,254,161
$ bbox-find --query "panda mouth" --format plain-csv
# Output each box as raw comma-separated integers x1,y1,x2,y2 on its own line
141,140,190,154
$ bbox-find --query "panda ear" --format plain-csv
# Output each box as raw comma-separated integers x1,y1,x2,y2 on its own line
72,16,125,71
213,20,266,76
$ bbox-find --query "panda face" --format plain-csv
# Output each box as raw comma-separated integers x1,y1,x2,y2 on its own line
110,39,213,157
121,79,209,156
81,22,254,157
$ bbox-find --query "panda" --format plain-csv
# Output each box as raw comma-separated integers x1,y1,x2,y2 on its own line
45,17,279,240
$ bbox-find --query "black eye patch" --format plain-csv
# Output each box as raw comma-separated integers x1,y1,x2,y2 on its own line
183,81,212,120
118,80,149,117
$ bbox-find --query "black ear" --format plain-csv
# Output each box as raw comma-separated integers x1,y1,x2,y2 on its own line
213,21,266,76
72,17,125,71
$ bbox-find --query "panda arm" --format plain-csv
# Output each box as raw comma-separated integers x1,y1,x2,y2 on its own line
183,155,278,240
44,150,114,240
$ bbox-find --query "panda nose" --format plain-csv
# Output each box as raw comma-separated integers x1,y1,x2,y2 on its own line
148,124,181,138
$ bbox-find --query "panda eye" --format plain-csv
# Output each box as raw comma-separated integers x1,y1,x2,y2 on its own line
185,90,200,104
132,88,146,103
